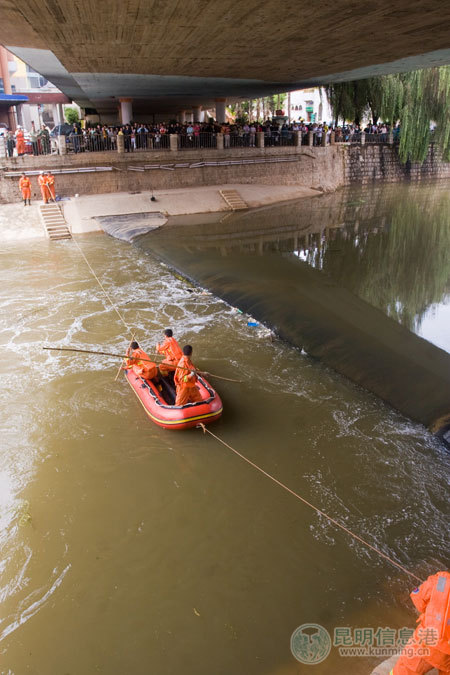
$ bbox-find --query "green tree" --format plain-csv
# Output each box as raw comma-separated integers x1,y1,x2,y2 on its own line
325,66,450,163
64,107,79,125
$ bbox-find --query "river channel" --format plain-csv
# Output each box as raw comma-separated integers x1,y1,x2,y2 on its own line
0,182,448,674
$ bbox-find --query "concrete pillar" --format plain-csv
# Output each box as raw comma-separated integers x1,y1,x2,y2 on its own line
308,130,314,147
119,98,133,125
58,134,67,155
170,134,179,151
52,103,65,126
388,130,394,145
178,111,186,123
193,106,202,123
330,130,336,145
256,131,265,148
360,131,365,145
321,132,327,147
0,46,16,130
117,133,125,153
215,98,226,124
216,133,224,150
293,131,301,147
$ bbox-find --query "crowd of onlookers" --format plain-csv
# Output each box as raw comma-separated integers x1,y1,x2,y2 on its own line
0,121,52,157
1,117,400,157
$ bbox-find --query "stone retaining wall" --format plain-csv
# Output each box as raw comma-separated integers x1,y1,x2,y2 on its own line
343,143,450,184
0,143,448,203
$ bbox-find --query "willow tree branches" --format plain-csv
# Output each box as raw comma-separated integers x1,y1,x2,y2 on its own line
325,66,450,163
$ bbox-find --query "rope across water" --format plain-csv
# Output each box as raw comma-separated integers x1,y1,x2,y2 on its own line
198,424,424,584
70,235,134,335
68,222,423,584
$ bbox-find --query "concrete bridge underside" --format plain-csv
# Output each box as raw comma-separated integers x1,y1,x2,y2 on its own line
0,0,449,117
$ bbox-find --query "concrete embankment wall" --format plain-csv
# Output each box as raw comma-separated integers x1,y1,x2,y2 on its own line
344,143,450,184
1,144,449,203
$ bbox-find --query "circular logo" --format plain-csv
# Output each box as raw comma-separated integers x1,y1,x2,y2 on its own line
290,623,332,665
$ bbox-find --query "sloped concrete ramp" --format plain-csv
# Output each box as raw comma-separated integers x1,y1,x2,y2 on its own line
96,211,166,242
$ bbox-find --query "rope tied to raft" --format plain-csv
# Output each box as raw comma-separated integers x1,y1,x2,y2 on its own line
197,423,424,584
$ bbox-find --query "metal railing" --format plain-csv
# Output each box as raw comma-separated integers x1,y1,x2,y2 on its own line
134,132,170,151
365,133,389,144
2,128,404,159
66,133,116,153
228,133,257,148
178,132,217,150
28,138,52,155
280,131,296,146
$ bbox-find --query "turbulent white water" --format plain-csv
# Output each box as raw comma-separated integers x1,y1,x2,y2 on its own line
0,224,448,674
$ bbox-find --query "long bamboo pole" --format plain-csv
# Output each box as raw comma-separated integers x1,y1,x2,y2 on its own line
115,333,135,382
42,346,242,383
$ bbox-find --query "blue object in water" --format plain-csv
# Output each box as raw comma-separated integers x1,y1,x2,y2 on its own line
247,321,259,327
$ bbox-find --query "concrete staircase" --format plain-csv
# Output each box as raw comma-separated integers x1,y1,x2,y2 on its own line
39,203,72,240
219,189,248,211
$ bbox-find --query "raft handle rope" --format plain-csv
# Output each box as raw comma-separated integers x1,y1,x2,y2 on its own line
197,423,424,584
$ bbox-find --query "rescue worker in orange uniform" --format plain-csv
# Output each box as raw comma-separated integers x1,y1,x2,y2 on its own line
46,171,56,201
174,345,202,406
156,328,183,377
38,171,49,204
123,341,158,380
15,126,25,156
19,173,31,206
392,571,450,675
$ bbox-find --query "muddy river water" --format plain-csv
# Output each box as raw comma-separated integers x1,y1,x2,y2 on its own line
0,182,449,674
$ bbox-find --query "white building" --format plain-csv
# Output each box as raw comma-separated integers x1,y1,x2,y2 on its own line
287,87,332,124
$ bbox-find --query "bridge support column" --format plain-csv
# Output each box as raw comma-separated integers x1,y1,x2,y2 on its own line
178,111,186,123
170,134,179,151
53,103,64,125
256,131,265,148
119,98,133,125
193,106,202,123
58,134,66,155
215,98,226,124
0,45,16,131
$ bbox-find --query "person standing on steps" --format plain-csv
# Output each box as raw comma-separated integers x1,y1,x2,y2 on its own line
46,171,56,201
38,171,49,204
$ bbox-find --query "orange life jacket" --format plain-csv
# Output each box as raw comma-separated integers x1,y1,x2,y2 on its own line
127,348,157,379
411,572,450,654
157,336,182,364
174,355,197,388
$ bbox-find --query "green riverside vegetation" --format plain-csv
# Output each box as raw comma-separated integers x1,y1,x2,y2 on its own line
325,66,450,163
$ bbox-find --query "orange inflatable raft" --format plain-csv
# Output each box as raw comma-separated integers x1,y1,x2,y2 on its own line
125,367,223,430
